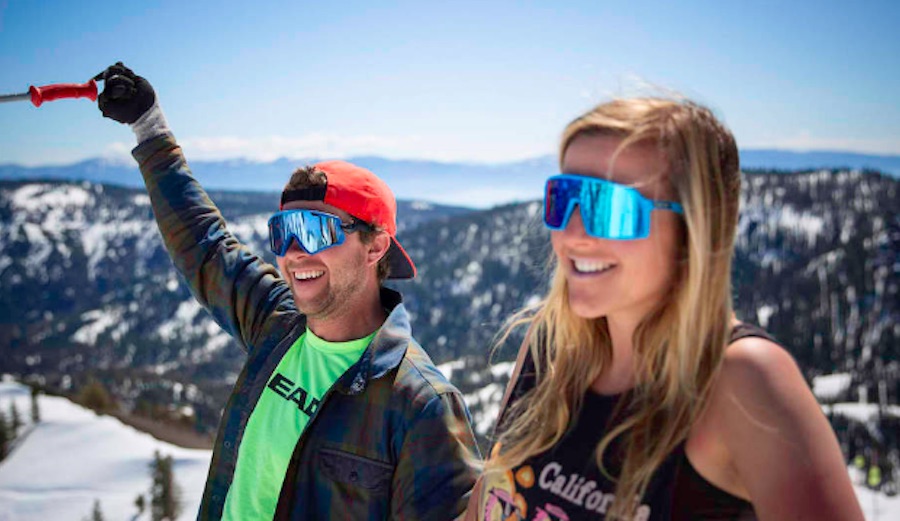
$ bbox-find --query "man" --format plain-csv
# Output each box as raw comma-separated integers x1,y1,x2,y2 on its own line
95,62,480,520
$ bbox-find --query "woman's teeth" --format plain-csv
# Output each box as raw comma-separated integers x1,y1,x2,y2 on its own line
294,270,325,281
573,259,614,274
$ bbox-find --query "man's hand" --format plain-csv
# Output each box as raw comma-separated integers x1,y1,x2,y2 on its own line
95,62,156,124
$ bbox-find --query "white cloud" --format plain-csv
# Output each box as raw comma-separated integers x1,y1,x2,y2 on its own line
104,132,555,164
100,142,135,163
106,133,425,163
742,130,900,155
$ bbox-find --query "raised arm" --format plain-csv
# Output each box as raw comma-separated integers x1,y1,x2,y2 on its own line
96,62,296,352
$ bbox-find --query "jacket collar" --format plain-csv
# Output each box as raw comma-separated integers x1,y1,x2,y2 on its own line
334,287,410,395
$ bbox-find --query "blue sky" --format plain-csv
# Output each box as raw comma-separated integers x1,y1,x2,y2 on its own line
1,0,898,166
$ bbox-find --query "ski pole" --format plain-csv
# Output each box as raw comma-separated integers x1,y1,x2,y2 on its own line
0,79,98,107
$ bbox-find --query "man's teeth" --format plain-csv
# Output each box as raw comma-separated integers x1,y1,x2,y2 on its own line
294,270,325,281
573,259,614,273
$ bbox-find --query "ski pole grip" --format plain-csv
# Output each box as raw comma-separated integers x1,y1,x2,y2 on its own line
29,79,99,107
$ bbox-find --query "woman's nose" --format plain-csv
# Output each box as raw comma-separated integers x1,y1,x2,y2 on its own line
559,205,592,241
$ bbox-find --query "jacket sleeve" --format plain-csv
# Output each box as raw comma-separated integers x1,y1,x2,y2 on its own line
391,390,482,521
132,134,296,352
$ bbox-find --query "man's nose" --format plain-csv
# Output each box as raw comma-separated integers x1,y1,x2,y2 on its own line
285,237,310,256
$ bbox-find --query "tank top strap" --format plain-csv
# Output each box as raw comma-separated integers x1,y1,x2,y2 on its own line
729,323,777,344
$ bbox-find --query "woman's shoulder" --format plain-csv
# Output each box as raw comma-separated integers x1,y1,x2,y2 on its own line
696,325,866,519
686,326,801,498
718,326,804,403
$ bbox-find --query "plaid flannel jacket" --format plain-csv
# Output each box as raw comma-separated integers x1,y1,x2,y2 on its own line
133,134,481,520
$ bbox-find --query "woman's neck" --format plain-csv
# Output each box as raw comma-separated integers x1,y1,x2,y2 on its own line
590,316,637,395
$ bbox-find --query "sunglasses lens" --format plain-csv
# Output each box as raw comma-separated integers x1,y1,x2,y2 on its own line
269,217,285,254
581,179,644,239
544,177,581,229
268,210,344,256
544,176,649,239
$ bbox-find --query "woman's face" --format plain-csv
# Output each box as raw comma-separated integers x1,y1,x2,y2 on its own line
551,134,683,328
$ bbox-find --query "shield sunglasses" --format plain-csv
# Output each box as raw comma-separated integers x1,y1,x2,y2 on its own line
544,174,684,240
267,209,372,256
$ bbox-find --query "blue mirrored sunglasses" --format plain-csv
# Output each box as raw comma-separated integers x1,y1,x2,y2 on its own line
267,209,371,256
544,174,684,240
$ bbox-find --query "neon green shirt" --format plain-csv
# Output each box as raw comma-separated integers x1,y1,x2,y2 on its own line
222,328,375,520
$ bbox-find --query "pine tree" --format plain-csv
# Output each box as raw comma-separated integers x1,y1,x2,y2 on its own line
0,411,8,460
9,402,22,438
135,493,146,515
31,386,41,423
89,499,104,521
150,450,182,521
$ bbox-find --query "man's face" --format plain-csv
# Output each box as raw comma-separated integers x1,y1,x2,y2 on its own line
274,200,376,323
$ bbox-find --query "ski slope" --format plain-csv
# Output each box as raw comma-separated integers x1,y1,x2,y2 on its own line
1,378,898,520
0,379,210,521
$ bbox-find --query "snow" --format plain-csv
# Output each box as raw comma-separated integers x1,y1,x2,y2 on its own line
436,361,515,437
79,219,150,280
0,379,210,521
201,332,233,358
464,382,505,437
489,361,514,379
756,304,776,329
71,308,124,346
824,402,900,423
226,214,269,240
156,300,205,342
813,372,853,401
778,205,826,247
9,185,94,213
855,483,900,520
436,359,466,381
451,260,482,295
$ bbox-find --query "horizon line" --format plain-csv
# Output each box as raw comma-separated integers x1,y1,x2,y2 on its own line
3,146,900,169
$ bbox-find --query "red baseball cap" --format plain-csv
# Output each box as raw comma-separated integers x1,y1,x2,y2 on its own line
280,160,416,279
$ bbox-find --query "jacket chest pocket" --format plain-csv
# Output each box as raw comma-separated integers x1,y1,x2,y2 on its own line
318,447,394,493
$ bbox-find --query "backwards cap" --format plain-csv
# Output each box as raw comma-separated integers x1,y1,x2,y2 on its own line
280,160,416,279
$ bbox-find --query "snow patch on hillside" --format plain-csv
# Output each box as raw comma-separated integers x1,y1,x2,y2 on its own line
227,214,270,240
156,299,205,342
10,184,94,213
0,379,210,521
813,372,853,401
825,402,900,423
72,307,125,346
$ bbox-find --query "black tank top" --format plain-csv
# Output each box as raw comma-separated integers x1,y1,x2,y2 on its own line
484,324,771,520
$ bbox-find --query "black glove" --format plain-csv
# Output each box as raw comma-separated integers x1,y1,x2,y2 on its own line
94,62,156,124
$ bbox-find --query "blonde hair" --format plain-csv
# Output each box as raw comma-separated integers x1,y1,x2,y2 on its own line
487,97,741,519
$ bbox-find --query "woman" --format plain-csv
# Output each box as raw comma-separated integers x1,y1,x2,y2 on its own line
467,98,863,520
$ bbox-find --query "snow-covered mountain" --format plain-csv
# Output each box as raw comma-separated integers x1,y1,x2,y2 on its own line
0,167,898,509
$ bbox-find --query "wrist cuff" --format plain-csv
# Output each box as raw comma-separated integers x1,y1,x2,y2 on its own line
130,101,171,144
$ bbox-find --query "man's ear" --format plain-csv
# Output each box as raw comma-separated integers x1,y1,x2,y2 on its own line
367,231,391,267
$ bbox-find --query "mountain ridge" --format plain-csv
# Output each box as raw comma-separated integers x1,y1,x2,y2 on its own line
1,149,897,208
